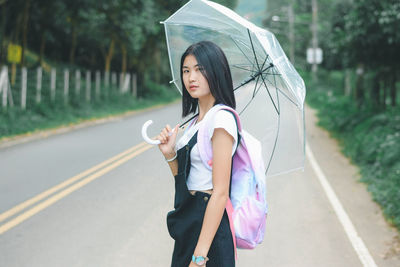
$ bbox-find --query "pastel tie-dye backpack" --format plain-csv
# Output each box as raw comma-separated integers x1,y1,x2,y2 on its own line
197,104,268,251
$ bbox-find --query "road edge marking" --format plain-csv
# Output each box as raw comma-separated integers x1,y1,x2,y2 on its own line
0,142,148,224
306,143,377,267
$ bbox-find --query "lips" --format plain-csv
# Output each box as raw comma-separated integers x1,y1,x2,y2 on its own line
189,85,198,90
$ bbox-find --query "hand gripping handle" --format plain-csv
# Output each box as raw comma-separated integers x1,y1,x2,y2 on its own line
141,120,175,145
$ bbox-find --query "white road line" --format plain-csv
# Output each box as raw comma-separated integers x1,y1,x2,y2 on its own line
306,144,378,267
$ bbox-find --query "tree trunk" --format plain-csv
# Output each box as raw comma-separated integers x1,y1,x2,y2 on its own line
13,14,22,44
153,46,161,83
355,64,364,108
105,38,115,73
20,0,31,67
371,71,381,107
90,51,96,68
390,70,397,107
121,43,127,75
383,72,388,109
344,69,352,96
0,5,6,64
38,31,46,65
69,20,77,65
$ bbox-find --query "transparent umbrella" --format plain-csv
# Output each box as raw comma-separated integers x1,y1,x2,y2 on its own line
142,0,306,177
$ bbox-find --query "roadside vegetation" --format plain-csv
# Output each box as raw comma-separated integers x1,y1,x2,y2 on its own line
304,70,400,230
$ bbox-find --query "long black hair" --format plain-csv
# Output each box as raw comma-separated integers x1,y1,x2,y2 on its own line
180,41,236,117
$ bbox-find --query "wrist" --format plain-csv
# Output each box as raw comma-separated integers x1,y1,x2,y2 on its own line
192,255,209,266
164,150,176,158
164,151,177,162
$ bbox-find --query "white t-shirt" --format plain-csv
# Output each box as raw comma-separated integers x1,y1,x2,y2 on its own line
175,107,238,191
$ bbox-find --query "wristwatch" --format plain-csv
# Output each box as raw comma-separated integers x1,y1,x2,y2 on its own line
192,255,209,266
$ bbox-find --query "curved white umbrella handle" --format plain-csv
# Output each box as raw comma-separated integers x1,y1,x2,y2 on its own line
142,120,161,145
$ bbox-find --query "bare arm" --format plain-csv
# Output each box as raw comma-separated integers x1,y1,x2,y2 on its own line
166,154,178,177
157,124,180,177
192,128,233,260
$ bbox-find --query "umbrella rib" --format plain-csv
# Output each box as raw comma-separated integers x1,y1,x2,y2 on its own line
259,69,280,115
247,28,280,114
247,29,261,73
231,64,254,72
265,64,282,174
230,36,255,67
238,75,263,116
252,73,260,98
262,69,299,106
265,108,281,175
179,113,198,128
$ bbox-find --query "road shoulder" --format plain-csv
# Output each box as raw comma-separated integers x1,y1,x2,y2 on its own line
305,104,400,266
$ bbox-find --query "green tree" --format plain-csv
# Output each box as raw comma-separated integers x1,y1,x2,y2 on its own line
330,0,400,107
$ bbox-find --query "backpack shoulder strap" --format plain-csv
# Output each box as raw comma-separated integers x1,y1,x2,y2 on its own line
221,108,242,150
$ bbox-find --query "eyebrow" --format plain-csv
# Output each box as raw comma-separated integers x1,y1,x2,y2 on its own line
182,64,201,69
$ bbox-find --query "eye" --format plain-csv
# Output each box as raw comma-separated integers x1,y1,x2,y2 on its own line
182,69,189,73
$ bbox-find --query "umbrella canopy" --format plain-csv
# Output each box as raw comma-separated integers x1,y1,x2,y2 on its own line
163,0,306,177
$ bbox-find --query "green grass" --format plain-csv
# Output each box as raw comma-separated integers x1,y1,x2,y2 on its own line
303,69,400,230
1,45,181,139
0,77,180,139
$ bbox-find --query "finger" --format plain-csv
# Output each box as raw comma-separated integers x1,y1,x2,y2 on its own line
162,127,169,136
167,124,179,144
156,135,163,145
172,124,179,137
159,133,166,143
166,124,172,133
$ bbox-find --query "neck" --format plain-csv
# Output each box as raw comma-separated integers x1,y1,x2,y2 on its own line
197,95,215,122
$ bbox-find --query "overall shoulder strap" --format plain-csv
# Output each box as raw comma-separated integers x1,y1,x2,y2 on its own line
187,131,198,151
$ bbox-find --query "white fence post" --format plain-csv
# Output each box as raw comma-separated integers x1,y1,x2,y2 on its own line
50,68,56,102
64,69,69,105
111,72,117,88
95,70,100,100
36,67,42,104
104,71,110,87
132,73,137,98
0,66,8,109
86,70,91,102
75,70,81,97
122,73,130,94
119,73,124,92
21,67,27,110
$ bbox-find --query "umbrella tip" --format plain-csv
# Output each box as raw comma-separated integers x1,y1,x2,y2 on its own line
160,21,164,24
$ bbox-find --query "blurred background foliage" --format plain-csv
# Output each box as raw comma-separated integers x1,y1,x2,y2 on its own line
0,0,399,229
261,0,399,230
0,0,237,94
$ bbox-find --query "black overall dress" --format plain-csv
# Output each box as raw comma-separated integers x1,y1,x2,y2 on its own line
166,131,236,267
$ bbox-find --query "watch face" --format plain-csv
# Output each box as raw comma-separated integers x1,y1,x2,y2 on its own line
193,255,206,265
196,258,205,265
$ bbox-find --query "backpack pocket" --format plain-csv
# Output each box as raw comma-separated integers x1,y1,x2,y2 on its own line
233,195,267,249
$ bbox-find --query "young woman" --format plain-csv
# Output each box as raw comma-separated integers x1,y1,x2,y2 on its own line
156,41,238,267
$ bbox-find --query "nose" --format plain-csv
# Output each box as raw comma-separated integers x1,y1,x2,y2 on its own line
189,70,197,82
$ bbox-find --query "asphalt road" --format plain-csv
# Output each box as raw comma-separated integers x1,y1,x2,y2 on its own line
0,102,399,267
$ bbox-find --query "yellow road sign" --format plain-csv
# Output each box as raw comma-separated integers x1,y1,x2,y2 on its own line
7,44,22,64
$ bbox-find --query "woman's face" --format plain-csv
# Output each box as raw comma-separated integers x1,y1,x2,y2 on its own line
182,55,213,101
